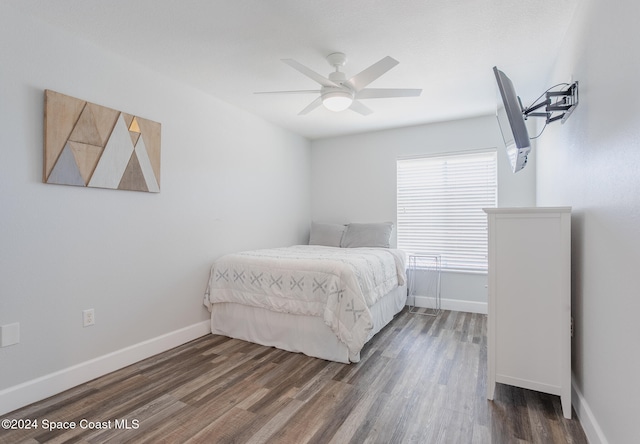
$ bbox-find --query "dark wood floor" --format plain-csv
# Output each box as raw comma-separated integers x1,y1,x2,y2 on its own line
1,309,587,443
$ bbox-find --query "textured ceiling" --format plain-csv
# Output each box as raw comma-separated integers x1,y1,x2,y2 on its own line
8,0,578,139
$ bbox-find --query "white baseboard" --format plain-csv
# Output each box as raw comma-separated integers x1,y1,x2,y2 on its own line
0,320,211,416
409,295,487,314
572,375,609,444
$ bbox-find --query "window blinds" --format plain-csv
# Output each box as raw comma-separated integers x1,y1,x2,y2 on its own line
397,150,497,272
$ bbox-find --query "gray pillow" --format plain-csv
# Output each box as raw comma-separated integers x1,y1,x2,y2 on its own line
341,222,394,248
308,222,347,247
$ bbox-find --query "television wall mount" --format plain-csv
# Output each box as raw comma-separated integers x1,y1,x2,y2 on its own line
521,81,579,124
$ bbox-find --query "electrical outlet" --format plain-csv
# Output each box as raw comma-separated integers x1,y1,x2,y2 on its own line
83,309,95,327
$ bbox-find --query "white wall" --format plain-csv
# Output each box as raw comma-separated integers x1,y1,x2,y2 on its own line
311,115,536,311
536,0,640,442
0,4,310,414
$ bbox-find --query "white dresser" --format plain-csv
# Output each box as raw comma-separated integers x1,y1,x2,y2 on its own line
484,207,572,419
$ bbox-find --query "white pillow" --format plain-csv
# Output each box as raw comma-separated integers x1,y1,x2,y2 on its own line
341,222,394,248
308,222,346,247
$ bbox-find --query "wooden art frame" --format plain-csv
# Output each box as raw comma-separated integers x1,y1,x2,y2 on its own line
43,90,161,192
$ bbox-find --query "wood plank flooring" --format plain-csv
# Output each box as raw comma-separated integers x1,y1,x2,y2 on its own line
0,309,588,443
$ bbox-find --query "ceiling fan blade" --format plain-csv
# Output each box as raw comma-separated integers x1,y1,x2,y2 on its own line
346,56,399,92
254,90,321,95
298,96,323,115
356,88,422,99
349,100,373,116
282,59,339,88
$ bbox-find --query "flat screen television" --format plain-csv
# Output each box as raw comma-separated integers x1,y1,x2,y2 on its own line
493,66,531,172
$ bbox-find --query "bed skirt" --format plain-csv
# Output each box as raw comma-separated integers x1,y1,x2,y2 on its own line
209,284,407,363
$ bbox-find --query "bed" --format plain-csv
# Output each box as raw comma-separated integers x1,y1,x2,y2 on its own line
203,222,407,363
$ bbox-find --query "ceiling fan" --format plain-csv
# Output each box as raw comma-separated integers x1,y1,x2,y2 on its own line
255,52,422,115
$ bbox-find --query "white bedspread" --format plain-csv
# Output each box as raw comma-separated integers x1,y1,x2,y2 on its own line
204,245,407,358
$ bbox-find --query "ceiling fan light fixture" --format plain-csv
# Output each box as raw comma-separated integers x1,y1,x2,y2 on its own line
322,90,353,112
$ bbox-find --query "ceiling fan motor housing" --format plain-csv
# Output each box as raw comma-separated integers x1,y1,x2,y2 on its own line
325,71,352,93
322,68,354,111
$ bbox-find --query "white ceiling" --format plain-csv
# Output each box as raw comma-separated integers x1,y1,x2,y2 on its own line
9,0,578,140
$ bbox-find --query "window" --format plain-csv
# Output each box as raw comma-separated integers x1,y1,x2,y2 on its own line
397,150,497,273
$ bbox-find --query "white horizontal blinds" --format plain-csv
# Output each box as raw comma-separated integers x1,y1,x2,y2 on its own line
397,150,497,272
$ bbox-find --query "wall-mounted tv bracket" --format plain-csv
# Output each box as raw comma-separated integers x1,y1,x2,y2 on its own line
521,81,579,124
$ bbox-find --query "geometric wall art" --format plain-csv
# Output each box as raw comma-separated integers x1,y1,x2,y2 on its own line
43,90,161,192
